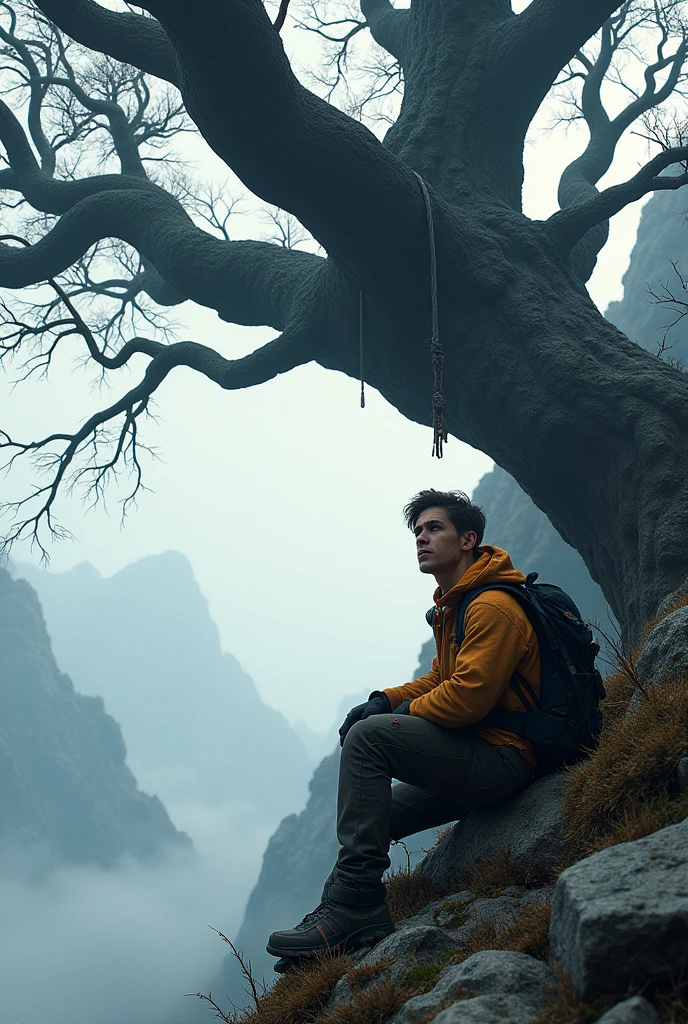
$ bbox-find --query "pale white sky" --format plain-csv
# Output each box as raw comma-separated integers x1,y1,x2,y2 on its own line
1,3,655,731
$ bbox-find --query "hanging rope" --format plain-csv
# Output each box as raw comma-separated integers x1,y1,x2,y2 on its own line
359,290,366,408
414,171,446,458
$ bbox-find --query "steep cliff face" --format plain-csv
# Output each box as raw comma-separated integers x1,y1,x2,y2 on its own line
606,187,688,363
0,569,186,867
18,553,312,819
233,751,341,982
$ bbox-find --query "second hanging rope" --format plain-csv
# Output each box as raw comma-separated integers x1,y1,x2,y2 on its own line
414,171,447,459
358,172,447,457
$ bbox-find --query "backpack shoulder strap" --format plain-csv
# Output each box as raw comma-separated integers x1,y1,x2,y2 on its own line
451,583,540,713
450,583,530,647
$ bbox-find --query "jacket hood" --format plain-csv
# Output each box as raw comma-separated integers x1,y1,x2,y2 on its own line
433,545,526,608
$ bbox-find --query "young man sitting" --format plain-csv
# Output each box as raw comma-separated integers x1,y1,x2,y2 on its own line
267,488,540,963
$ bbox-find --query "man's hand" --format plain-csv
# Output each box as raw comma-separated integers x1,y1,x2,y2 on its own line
339,691,392,746
394,700,413,715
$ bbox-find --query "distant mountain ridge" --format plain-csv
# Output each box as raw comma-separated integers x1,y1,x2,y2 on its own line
17,552,312,820
0,568,186,867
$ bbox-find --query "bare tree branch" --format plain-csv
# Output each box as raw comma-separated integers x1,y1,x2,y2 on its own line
128,0,430,313
294,0,403,124
359,0,409,65
546,145,688,254
555,1,688,282
0,6,203,333
30,0,178,85
502,0,626,132
0,189,323,329
0,295,317,559
273,0,292,34
0,95,158,212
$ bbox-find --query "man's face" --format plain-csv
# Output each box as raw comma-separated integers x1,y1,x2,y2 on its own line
413,506,474,578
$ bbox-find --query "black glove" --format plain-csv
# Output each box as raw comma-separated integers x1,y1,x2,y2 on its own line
393,699,413,715
339,691,392,746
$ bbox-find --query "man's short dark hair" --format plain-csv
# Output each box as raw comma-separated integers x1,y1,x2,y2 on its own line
403,489,486,550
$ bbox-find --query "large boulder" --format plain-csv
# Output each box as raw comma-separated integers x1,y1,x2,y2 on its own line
637,605,688,686
417,774,567,890
594,997,659,1024
550,817,688,999
391,950,554,1024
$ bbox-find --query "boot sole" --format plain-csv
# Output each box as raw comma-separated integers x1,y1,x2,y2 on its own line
266,922,394,961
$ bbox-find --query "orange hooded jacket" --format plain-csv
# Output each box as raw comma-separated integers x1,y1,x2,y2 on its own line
383,545,540,767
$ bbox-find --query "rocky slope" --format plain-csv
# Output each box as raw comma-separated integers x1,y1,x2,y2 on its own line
17,552,312,819
0,568,186,867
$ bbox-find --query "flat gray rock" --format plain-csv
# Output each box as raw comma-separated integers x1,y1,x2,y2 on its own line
404,885,552,941
417,774,567,890
392,950,554,1024
432,995,545,1024
327,923,456,1008
636,606,688,686
594,996,659,1023
551,817,688,999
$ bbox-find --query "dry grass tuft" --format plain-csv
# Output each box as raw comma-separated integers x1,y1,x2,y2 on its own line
563,672,688,858
236,954,347,1024
323,972,407,1024
445,899,551,966
454,846,517,897
642,592,688,644
433,824,455,846
455,846,554,897
222,945,452,1024
497,900,552,961
598,663,638,731
385,867,442,922
531,968,617,1024
318,946,449,1024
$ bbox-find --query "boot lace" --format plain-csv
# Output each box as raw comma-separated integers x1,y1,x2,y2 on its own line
300,901,329,925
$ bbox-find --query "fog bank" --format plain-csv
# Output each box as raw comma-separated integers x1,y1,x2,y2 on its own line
0,799,273,1024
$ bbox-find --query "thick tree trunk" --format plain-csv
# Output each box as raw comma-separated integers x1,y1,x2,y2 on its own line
313,207,688,642
8,0,688,642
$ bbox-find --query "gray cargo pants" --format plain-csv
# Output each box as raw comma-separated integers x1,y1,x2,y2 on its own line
325,712,534,907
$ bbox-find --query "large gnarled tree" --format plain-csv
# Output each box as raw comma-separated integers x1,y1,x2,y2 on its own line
1,0,688,642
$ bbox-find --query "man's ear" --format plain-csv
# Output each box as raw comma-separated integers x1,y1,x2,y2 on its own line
462,530,478,550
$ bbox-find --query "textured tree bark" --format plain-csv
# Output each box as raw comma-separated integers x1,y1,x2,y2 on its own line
4,0,688,641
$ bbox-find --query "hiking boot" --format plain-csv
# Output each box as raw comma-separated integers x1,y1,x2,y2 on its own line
266,899,394,959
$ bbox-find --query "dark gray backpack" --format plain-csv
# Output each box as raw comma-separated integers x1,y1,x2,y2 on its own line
438,573,606,774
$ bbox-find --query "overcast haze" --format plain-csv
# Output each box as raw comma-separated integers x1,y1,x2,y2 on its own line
0,0,653,738
0,5,673,1024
